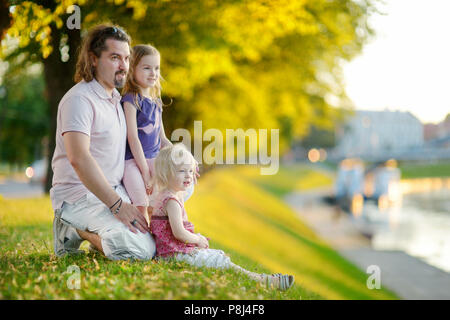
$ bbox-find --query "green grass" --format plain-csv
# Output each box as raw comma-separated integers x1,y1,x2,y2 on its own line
235,164,333,197
0,221,304,300
0,164,398,300
399,161,450,179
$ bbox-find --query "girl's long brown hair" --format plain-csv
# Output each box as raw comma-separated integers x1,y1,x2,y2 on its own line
122,44,164,110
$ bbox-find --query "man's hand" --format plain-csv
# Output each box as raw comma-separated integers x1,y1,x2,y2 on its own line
114,201,150,234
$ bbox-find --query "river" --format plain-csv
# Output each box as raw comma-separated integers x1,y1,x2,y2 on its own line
367,188,450,273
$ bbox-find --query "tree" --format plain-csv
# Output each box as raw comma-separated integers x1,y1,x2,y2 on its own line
299,125,336,150
0,68,49,165
1,0,379,192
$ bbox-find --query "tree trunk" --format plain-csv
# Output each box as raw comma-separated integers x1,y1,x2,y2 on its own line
43,24,80,193
0,0,12,39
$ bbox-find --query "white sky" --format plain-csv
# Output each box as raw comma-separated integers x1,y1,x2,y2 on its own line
343,0,450,124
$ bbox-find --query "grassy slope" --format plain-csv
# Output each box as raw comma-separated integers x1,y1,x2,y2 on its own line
187,165,396,299
0,165,397,299
399,162,450,179
0,201,296,300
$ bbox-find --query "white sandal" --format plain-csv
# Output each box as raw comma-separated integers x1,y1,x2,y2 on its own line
264,273,295,291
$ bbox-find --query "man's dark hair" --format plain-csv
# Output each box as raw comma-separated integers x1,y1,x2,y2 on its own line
74,24,131,83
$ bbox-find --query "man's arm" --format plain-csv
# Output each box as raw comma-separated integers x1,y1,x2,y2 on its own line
63,131,149,234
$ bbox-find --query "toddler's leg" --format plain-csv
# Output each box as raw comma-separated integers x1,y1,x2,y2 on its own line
176,249,231,269
228,262,264,282
228,262,276,287
229,263,294,291
175,249,293,290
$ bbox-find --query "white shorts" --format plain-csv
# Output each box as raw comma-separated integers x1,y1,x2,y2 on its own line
174,248,232,269
55,185,156,260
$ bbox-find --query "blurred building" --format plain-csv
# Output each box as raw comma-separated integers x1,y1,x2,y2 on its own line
424,115,450,141
333,110,424,160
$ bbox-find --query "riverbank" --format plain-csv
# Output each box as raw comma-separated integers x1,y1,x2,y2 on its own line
400,177,450,194
399,161,450,179
284,188,450,300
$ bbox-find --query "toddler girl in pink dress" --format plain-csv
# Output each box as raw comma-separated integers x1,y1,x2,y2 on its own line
150,143,294,291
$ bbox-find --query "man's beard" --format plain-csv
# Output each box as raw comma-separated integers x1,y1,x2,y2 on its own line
114,71,127,88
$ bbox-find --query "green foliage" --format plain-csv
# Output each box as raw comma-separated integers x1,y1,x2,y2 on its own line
299,125,337,149
0,67,48,165
1,0,379,158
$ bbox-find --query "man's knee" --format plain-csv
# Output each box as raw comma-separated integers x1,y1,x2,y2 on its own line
101,228,156,260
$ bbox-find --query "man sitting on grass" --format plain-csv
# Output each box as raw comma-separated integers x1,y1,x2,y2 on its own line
50,24,155,260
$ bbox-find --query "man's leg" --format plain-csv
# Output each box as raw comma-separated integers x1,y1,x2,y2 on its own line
76,229,104,255
53,208,85,257
87,185,155,260
54,197,104,257
54,189,155,260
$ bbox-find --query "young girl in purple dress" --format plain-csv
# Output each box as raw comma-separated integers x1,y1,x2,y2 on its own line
121,45,196,226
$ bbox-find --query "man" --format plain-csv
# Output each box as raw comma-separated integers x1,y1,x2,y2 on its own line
51,24,155,260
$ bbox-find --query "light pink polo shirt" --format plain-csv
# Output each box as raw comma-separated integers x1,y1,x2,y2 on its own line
50,79,127,210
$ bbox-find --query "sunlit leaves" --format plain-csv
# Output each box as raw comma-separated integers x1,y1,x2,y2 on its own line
1,0,377,151
4,2,55,58
1,0,149,60
218,0,319,62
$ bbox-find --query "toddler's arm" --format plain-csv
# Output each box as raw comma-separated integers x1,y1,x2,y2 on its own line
166,200,208,248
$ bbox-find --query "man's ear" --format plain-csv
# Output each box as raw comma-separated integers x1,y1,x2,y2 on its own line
89,51,98,67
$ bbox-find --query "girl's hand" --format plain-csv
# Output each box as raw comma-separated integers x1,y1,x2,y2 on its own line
142,170,152,195
196,233,209,248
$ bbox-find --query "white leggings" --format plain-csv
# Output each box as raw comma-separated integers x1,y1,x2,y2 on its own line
174,248,263,282
175,249,232,268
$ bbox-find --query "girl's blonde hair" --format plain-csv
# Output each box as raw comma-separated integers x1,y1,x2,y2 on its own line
154,143,197,191
122,44,164,110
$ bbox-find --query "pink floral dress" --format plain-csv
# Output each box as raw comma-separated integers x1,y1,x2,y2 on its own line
150,190,197,257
